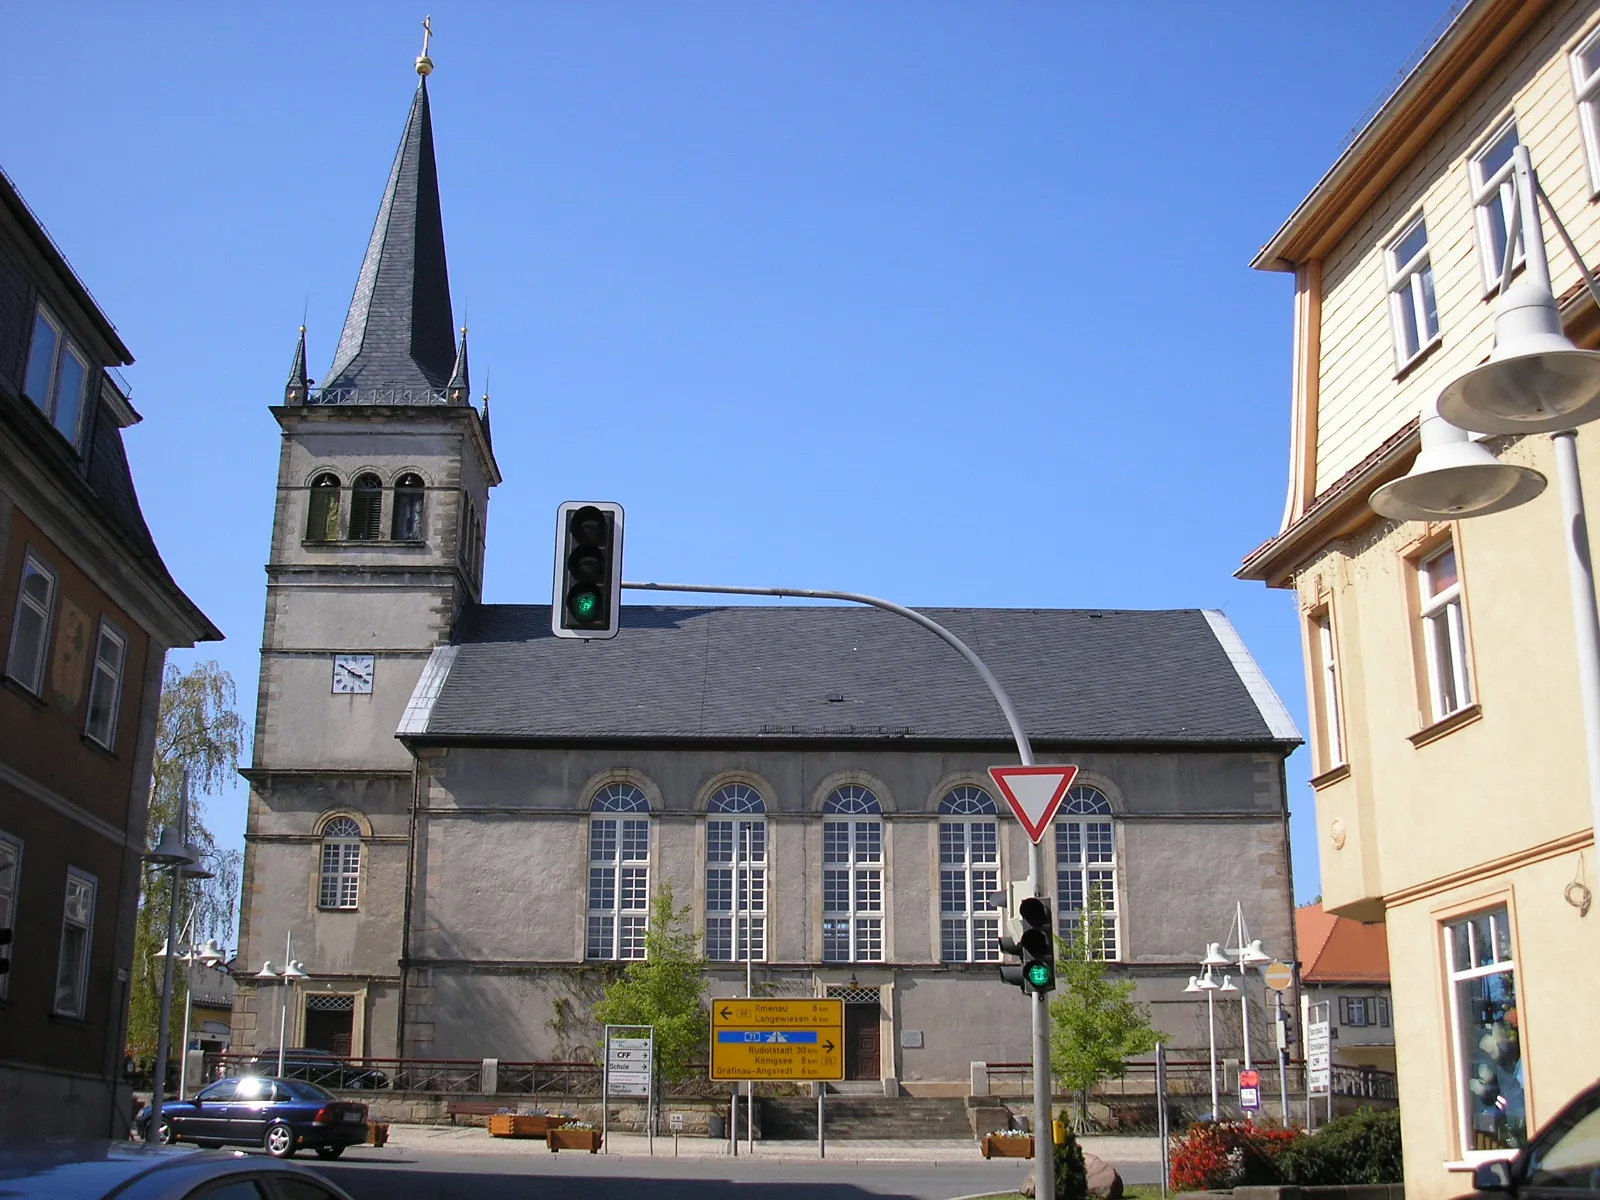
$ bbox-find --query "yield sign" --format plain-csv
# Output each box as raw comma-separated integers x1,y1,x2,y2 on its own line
988,765,1080,843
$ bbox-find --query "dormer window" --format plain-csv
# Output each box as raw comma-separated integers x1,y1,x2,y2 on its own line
23,307,89,450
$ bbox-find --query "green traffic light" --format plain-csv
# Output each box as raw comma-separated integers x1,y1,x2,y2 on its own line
1026,962,1054,988
568,586,603,624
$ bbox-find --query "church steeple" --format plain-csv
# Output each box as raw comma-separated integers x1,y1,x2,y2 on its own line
446,326,470,404
322,61,456,401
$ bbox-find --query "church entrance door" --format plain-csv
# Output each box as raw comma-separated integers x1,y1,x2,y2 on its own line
844,1004,880,1081
304,995,355,1057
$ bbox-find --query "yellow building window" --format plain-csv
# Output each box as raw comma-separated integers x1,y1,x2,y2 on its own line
1417,539,1474,723
1309,609,1346,771
1443,906,1525,1154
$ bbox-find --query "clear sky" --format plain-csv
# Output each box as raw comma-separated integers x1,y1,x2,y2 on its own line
2,2,1460,927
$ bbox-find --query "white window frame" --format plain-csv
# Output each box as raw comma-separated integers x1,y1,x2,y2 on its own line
822,786,884,963
83,619,128,750
586,784,650,961
0,832,20,1000
22,305,91,448
1444,906,1526,1159
5,550,58,696
1384,213,1441,369
1055,786,1119,960
1572,25,1600,195
705,784,767,963
317,817,363,910
1419,540,1474,722
938,786,1001,963
1470,119,1524,294
1314,612,1346,769
1376,994,1393,1028
53,868,96,1018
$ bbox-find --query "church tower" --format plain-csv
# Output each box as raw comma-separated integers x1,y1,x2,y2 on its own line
235,40,498,1059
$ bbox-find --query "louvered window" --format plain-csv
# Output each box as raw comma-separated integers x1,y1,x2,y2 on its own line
350,474,383,540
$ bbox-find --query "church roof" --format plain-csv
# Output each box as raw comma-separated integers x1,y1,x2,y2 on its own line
402,605,1301,747
321,78,456,400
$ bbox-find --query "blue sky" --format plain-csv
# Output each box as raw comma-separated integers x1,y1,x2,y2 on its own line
2,3,1459,922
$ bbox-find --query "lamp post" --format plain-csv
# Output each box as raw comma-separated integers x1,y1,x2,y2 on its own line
142,772,203,1142
1184,968,1235,1121
254,933,309,1078
1215,903,1271,1073
156,926,227,1101
1373,143,1600,863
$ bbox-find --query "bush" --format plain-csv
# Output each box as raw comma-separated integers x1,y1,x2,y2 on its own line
1168,1121,1302,1192
1273,1108,1403,1186
1052,1122,1089,1200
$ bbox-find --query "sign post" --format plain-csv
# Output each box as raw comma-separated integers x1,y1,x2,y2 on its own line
603,1026,654,1155
1262,961,1295,1123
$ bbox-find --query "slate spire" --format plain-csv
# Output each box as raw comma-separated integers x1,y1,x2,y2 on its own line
446,326,470,404
285,325,309,405
322,72,456,399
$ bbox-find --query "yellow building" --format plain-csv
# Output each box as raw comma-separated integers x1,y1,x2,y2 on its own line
1239,1,1600,1193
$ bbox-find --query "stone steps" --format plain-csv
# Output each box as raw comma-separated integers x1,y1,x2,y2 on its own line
759,1096,973,1140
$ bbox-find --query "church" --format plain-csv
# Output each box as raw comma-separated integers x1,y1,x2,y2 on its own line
231,53,1302,1095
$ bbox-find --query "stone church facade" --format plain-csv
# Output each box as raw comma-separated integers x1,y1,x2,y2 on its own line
233,64,1302,1092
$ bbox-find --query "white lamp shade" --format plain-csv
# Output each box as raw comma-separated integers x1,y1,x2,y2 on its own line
145,826,195,866
154,938,183,959
198,939,226,966
282,960,309,980
1200,942,1231,968
1371,404,1546,521
180,847,215,880
1218,976,1239,993
1183,976,1202,993
254,961,280,980
1241,939,1272,966
1438,275,1600,434
1195,973,1219,991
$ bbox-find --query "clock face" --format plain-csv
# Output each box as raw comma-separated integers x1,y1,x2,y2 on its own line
332,654,375,694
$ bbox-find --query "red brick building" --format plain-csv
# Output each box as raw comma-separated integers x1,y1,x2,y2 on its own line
0,165,219,1137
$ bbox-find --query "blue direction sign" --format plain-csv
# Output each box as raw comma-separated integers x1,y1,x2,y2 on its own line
717,1030,820,1044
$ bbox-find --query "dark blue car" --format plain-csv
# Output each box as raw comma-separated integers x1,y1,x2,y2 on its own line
136,1075,369,1160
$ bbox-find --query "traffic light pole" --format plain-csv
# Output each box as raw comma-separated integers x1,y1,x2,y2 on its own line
624,580,1054,1198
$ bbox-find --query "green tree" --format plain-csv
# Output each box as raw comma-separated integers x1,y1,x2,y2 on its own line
128,662,248,1061
1049,887,1159,1130
591,884,709,1084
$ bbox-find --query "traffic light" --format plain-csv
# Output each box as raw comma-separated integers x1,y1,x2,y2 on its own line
552,502,624,640
0,928,11,975
998,892,1055,994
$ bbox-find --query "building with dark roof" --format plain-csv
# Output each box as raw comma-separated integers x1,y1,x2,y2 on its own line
0,165,221,1137
232,57,1302,1102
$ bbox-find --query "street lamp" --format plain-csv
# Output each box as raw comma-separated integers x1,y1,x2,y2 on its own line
1371,142,1600,866
155,923,228,1102
1213,904,1271,1073
254,933,310,1078
142,771,201,1142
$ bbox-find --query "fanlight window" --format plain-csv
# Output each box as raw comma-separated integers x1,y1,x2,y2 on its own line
306,474,341,542
939,786,1000,962
1056,785,1118,959
822,786,883,962
392,474,426,541
588,784,651,959
319,816,362,910
706,784,767,962
350,473,383,540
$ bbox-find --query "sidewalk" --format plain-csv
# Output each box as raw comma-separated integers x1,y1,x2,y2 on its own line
378,1123,1162,1167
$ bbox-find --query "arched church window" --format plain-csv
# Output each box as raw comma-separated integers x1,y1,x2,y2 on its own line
306,474,341,542
1056,785,1119,960
822,785,883,962
318,816,363,910
392,474,426,541
587,783,650,960
705,784,767,963
350,473,383,541
938,785,1000,963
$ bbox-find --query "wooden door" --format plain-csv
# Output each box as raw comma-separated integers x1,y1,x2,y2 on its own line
844,1004,880,1080
304,1006,353,1057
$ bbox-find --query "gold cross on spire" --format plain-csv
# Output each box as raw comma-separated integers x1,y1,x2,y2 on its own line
416,15,435,76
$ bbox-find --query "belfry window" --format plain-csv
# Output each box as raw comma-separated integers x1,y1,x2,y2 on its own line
392,474,426,541
350,474,383,541
306,475,341,542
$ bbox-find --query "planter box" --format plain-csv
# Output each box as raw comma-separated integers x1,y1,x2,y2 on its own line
489,1114,573,1139
368,1122,390,1148
547,1127,601,1153
982,1133,1035,1159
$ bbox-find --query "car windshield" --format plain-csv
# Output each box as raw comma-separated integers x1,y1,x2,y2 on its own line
281,1079,338,1102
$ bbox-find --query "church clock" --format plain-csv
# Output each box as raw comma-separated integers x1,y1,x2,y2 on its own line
332,654,375,694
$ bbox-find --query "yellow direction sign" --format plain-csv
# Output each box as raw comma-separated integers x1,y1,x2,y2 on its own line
710,999,844,1081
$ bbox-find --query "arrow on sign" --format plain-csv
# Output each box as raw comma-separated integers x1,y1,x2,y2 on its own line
822,1040,835,1054
988,765,1080,843
720,1006,732,1020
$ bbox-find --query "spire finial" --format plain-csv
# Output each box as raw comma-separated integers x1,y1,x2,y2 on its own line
416,15,434,76
447,324,470,403
286,325,310,405
480,369,493,447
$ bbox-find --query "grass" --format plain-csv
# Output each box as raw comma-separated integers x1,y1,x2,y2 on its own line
978,1187,1165,1200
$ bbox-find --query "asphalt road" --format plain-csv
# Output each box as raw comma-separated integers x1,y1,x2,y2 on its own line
312,1149,1035,1200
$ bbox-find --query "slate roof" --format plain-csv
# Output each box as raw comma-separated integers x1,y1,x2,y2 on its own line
323,78,456,395
406,605,1300,747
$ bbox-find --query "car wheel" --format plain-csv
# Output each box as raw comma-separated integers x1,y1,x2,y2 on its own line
154,1119,176,1146
264,1122,297,1159
314,1145,346,1160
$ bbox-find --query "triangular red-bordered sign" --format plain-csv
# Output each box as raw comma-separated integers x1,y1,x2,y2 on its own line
988,764,1081,843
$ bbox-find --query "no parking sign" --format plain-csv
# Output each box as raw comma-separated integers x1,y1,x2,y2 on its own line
1239,1068,1262,1112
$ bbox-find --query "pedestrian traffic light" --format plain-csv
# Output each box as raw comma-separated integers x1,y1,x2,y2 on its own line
998,893,1055,994
0,928,11,975
551,502,624,640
